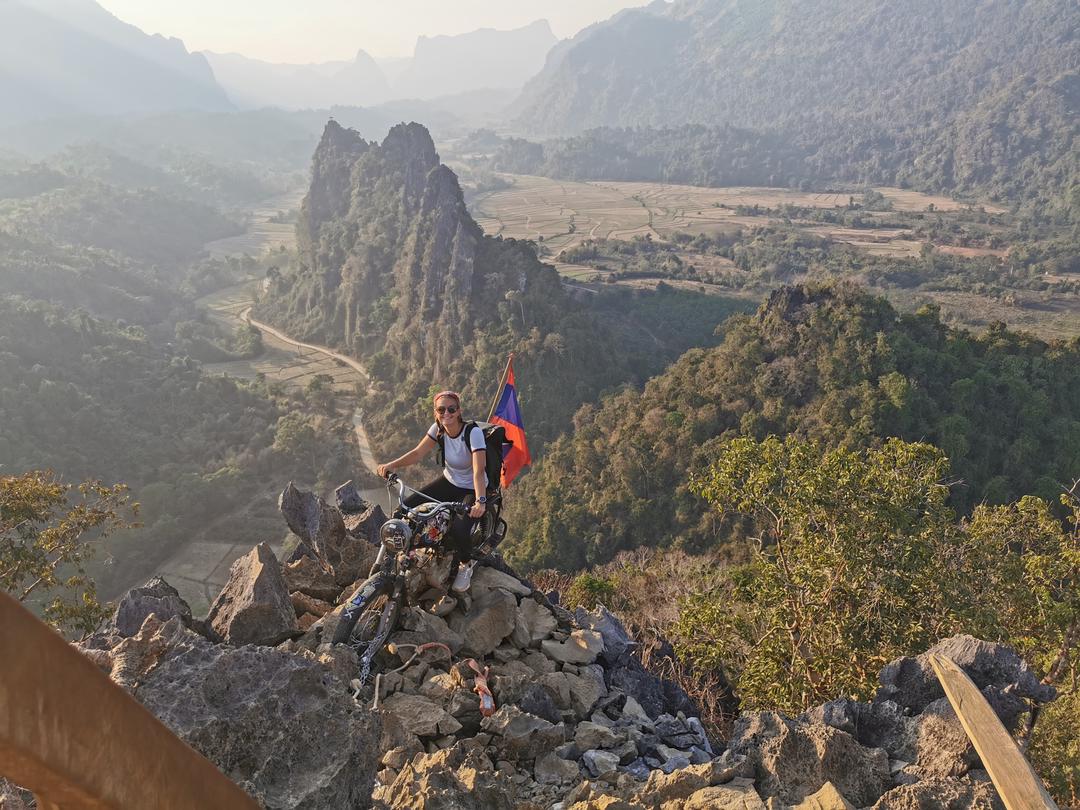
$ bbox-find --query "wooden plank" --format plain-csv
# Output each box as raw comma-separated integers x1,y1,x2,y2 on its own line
0,591,259,810
928,653,1058,810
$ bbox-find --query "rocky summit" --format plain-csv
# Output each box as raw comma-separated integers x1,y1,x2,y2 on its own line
59,483,1042,808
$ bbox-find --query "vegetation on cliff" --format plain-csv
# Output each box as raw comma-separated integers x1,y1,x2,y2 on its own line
506,284,1080,572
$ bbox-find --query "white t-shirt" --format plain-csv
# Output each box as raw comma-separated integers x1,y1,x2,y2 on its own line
427,422,487,490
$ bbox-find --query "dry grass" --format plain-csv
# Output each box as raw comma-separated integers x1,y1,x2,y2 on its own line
471,175,1001,271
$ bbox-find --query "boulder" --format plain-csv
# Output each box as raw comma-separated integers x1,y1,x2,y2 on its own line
730,712,889,807
334,480,368,514
871,775,1004,810
575,604,635,666
124,617,380,809
535,751,581,785
582,748,620,777
566,668,608,718
289,591,333,618
381,693,460,738
607,657,695,720
470,564,533,598
205,543,297,646
793,782,856,810
279,483,378,586
282,555,341,603
575,720,620,750
511,597,558,648
480,705,566,761
682,783,768,810
393,607,464,656
450,588,517,657
876,635,1055,723
373,745,514,810
113,576,192,637
542,629,605,665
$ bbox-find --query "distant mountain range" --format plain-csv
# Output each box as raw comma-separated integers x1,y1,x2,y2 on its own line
205,20,557,111
511,0,1079,205
0,1,559,124
203,50,393,110
0,0,232,124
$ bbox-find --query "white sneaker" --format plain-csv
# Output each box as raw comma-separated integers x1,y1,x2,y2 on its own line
451,561,477,593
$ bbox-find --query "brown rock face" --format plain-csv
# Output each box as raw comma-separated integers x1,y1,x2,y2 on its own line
374,745,515,810
730,712,890,807
205,542,297,646
282,554,341,602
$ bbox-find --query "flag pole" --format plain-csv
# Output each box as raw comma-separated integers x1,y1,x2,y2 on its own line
487,353,515,422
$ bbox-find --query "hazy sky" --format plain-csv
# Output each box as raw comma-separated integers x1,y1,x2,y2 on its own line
95,0,654,63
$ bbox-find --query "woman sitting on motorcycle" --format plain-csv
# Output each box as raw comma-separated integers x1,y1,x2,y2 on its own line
376,390,487,592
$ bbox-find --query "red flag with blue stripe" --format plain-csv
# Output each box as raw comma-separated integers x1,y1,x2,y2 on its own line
490,359,531,488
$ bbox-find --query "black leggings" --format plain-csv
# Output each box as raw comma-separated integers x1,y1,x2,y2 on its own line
403,476,475,566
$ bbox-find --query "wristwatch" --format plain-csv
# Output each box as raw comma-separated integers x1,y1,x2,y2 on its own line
477,496,488,504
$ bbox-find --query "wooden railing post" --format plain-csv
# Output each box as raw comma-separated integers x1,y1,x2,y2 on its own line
0,591,260,809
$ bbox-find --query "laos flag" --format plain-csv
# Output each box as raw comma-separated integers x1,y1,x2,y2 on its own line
491,358,531,488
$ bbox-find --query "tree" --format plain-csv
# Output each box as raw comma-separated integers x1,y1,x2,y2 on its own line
678,436,1079,717
1,470,136,635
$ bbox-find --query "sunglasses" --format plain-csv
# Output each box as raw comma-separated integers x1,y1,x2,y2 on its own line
435,405,459,415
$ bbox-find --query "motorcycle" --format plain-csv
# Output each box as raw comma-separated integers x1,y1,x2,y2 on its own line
331,473,505,684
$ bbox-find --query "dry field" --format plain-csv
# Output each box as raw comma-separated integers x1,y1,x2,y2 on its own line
471,175,1002,269
204,187,305,259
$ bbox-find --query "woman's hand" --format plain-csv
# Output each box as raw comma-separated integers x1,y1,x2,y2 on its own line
469,501,487,519
377,463,392,478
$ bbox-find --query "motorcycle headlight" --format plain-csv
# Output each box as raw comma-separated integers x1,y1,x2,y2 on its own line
380,518,412,552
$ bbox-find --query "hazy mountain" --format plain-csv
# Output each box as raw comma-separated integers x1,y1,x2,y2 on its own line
204,50,392,110
392,20,558,99
510,0,1079,204
0,0,232,124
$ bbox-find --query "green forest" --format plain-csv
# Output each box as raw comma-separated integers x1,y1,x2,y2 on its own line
0,147,359,599
505,284,1080,571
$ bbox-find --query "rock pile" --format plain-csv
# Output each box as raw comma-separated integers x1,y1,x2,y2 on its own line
59,483,1049,809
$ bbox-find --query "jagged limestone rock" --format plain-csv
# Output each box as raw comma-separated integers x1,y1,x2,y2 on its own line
542,628,605,665
730,712,889,807
512,596,559,648
876,634,1055,720
205,542,297,646
279,482,378,586
109,616,381,809
470,564,533,598
381,692,460,738
450,587,517,657
112,576,192,637
392,606,464,656
871,775,1004,810
574,604,635,666
282,555,341,602
793,782,856,810
373,745,514,810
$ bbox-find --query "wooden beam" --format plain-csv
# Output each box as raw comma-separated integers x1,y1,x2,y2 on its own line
0,591,259,810
928,653,1058,810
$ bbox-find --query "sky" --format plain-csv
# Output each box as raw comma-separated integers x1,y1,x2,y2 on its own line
94,0,655,63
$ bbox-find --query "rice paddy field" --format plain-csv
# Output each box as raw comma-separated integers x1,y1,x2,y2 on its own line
204,187,305,259
470,174,1006,267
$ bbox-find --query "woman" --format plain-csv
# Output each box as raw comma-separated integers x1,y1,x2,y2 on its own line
376,390,487,593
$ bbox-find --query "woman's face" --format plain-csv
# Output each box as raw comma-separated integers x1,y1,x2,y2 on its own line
434,395,462,430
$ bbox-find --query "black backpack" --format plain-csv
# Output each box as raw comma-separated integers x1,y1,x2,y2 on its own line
435,420,513,494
